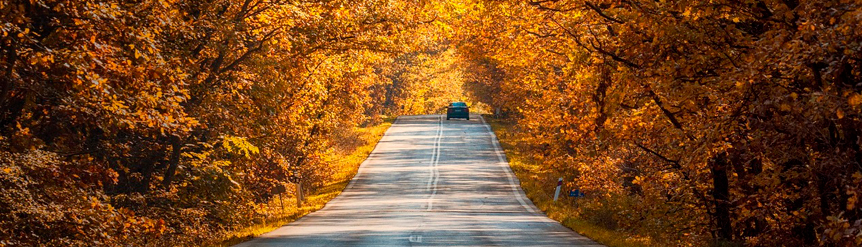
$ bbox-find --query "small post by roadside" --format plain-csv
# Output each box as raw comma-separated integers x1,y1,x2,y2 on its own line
296,178,303,208
279,193,285,216
553,177,563,202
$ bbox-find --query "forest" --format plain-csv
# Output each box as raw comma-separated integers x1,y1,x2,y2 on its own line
1,0,860,246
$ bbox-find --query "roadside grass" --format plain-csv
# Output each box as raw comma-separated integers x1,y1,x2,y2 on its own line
483,115,655,247
215,117,394,246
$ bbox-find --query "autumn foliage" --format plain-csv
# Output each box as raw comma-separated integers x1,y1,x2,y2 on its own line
0,0,446,245
2,0,861,246
455,0,862,246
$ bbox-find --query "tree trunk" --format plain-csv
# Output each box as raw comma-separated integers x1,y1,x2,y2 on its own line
711,152,733,241
162,135,182,187
296,178,303,208
279,193,285,216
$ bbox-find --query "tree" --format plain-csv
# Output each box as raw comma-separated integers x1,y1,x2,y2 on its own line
453,0,862,245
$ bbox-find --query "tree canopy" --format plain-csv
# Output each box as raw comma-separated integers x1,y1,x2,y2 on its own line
1,0,861,246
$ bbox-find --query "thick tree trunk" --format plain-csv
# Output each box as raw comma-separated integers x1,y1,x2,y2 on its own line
592,66,610,132
711,152,733,241
0,48,19,130
162,135,183,187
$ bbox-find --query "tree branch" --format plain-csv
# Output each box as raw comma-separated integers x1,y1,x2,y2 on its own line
585,2,625,24
634,142,681,169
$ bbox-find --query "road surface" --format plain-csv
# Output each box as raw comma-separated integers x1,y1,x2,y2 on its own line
236,115,602,246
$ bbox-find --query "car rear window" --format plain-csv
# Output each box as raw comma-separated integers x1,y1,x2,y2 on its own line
451,102,467,107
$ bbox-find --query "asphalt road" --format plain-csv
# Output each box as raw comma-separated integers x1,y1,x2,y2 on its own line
236,115,603,247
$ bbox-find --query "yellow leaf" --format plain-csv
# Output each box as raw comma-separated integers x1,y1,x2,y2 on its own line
849,93,862,107
732,17,740,23
837,109,845,119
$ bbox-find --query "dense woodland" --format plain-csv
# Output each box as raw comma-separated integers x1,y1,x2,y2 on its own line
457,0,862,246
1,0,861,246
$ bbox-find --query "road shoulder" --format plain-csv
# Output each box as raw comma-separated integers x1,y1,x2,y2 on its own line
482,115,651,247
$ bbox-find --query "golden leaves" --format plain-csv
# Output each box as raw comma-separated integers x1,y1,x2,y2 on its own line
778,103,791,112
3,0,861,245
454,0,862,245
849,93,862,107
221,135,260,158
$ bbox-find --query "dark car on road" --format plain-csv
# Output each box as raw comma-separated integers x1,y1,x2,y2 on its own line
446,102,469,120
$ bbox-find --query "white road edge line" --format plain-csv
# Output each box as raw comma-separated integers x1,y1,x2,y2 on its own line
296,118,402,227
347,116,400,190
290,115,401,226
479,116,538,214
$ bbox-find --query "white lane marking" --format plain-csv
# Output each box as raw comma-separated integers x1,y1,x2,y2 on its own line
425,118,438,191
479,116,537,214
426,116,442,210
408,235,423,243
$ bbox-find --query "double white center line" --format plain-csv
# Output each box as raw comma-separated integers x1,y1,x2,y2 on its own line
425,116,442,211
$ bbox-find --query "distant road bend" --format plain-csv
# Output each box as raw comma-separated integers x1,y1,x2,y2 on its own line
236,115,603,246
